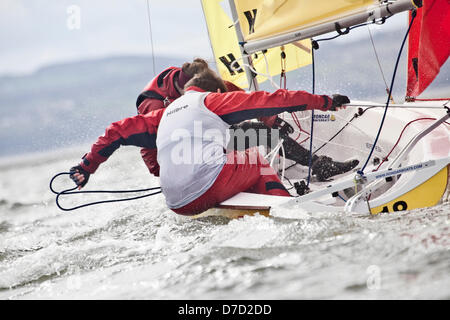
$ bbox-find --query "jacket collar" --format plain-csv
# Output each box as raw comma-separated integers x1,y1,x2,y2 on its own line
185,86,207,93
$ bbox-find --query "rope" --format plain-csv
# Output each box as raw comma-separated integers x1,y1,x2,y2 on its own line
359,11,417,174
315,16,390,44
306,41,316,187
50,172,162,211
280,46,287,89
412,98,450,102
373,117,450,171
279,140,286,183
265,139,284,160
312,107,372,156
304,130,374,156
367,24,394,103
145,0,156,77
229,52,281,90
291,112,310,142
337,194,347,202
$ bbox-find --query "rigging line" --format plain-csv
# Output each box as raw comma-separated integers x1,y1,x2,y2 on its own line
285,113,310,121
265,138,284,160
367,24,394,103
230,52,281,90
337,194,347,203
413,98,450,102
262,51,281,89
279,139,286,184
327,109,376,142
312,112,360,156
345,104,446,109
145,0,156,77
310,107,384,156
302,132,373,155
374,117,450,172
246,55,280,89
359,10,417,174
268,139,287,190
315,16,391,43
306,41,316,188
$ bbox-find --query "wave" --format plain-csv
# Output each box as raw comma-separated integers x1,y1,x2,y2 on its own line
0,199,43,211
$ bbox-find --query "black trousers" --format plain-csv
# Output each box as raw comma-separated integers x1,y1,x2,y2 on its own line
228,121,318,166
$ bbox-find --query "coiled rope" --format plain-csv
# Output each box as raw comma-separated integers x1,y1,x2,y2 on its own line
50,172,161,211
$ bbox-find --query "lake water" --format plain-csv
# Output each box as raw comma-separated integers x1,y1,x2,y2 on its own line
0,146,449,299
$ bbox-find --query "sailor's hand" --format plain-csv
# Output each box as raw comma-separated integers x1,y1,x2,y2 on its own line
69,165,90,190
330,94,350,111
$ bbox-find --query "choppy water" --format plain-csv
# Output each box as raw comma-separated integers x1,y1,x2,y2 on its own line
0,147,449,299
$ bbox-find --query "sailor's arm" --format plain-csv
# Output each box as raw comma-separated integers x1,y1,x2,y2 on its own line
70,109,164,189
204,89,337,125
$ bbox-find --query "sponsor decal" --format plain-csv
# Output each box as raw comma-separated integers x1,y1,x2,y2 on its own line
313,114,336,122
166,105,188,116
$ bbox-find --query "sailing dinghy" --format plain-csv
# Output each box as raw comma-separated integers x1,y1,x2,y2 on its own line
194,0,450,218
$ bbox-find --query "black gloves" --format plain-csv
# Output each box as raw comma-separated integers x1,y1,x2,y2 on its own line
273,117,294,138
69,165,90,188
330,94,350,111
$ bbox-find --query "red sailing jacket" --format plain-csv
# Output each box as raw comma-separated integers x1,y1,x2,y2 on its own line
135,66,277,176
136,67,182,176
136,67,182,114
79,87,333,175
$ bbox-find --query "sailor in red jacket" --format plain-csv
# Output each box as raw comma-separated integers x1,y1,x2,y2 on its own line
70,69,351,215
136,58,210,176
136,58,310,177
137,58,358,182
136,58,258,175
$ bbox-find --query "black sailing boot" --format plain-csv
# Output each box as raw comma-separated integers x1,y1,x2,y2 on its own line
281,136,319,166
311,155,359,182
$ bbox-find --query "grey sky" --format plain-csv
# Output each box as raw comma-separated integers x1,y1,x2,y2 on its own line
0,0,213,75
0,0,407,76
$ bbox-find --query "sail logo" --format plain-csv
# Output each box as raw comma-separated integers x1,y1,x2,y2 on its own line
313,114,336,122
243,9,257,34
219,54,244,76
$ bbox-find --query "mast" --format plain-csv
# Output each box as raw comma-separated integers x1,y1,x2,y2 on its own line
242,0,422,54
228,0,259,91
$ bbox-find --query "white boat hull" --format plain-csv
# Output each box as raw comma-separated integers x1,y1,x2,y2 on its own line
206,101,450,218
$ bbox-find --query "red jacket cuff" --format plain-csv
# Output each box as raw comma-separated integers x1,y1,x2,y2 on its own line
80,153,100,174
319,95,333,111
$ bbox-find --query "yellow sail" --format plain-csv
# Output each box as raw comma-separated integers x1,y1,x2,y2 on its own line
235,0,377,42
201,0,311,88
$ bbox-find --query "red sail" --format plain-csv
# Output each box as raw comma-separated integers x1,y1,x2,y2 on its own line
406,0,450,98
